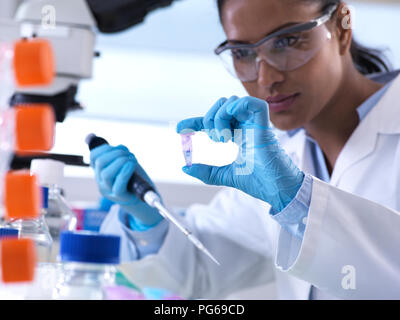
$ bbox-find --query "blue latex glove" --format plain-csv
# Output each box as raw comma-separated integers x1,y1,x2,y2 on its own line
90,144,163,227
177,96,305,212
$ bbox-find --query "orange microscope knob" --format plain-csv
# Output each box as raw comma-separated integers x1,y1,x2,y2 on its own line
13,38,55,86
14,104,55,153
4,170,41,221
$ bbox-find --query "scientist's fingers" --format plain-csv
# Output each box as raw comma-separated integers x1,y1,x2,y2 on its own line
99,156,130,190
203,97,231,142
90,144,129,167
227,97,271,128
176,117,204,134
94,146,132,175
112,160,137,196
214,98,241,143
90,144,112,167
183,164,234,187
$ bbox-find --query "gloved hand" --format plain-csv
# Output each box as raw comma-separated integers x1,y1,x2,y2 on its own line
90,144,163,227
177,96,305,213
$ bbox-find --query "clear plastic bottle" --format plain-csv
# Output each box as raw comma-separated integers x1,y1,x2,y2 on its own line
7,216,53,255
30,159,77,262
52,231,120,300
25,262,62,300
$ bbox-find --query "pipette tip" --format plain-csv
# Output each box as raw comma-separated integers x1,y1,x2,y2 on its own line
203,248,221,266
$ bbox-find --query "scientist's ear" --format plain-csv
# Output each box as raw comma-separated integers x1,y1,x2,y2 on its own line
333,2,353,56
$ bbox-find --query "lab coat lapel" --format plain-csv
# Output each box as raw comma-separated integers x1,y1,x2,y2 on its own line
330,74,400,186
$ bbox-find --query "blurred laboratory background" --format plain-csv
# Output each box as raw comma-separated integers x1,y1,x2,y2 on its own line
1,0,400,299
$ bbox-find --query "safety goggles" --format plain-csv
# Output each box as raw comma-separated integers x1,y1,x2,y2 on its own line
214,3,338,82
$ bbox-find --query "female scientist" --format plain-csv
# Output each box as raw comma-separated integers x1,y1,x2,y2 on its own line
91,0,400,299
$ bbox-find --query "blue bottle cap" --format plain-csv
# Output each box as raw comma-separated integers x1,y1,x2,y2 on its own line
0,228,19,239
60,231,120,264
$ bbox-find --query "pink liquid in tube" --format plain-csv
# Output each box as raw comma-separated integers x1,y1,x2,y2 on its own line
181,132,195,167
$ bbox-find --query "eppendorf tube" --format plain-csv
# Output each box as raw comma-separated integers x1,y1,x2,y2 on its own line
180,132,195,167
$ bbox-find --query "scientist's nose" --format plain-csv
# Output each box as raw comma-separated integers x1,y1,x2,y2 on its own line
256,59,285,91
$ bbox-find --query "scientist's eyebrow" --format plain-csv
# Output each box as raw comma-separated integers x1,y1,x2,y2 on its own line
227,22,299,45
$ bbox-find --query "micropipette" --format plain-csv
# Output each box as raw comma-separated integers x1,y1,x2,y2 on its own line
86,134,220,266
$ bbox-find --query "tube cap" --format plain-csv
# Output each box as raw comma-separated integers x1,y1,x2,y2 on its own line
4,170,41,220
60,231,120,264
13,38,55,86
14,104,55,153
30,159,65,187
0,228,19,239
1,238,36,283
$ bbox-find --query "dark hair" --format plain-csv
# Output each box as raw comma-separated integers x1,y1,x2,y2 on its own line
217,0,391,75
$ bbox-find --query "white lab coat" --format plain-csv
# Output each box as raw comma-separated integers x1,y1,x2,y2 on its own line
101,74,400,300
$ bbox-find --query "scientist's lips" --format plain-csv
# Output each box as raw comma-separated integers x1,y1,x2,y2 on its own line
266,93,301,113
